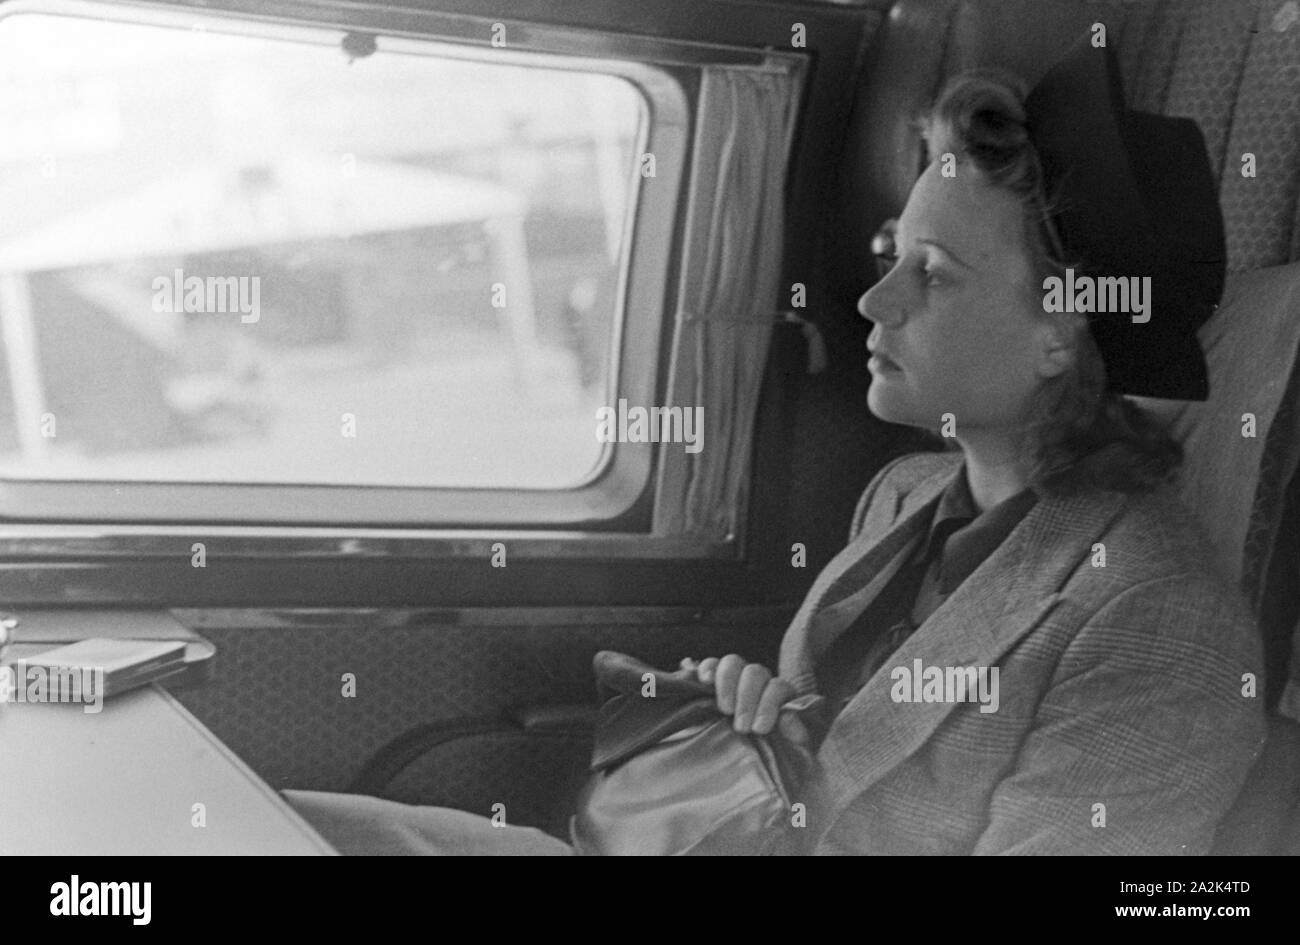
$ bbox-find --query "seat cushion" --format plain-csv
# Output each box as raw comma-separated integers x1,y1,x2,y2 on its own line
1134,262,1300,591
1131,260,1300,720
1212,714,1300,854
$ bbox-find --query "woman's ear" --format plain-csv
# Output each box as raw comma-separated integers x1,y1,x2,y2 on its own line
1036,316,1080,380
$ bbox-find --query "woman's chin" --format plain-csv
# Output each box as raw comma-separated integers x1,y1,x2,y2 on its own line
866,384,913,425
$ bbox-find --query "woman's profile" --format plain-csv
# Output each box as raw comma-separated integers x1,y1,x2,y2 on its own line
286,40,1267,855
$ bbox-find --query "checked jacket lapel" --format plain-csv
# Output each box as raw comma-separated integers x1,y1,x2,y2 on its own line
779,462,956,694
809,483,1130,845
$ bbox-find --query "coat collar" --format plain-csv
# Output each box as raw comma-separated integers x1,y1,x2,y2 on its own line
779,460,956,691
791,458,1132,841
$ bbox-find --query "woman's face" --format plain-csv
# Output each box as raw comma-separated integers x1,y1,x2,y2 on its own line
860,160,1066,437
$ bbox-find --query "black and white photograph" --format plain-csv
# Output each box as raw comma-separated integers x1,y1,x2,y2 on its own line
0,0,1297,909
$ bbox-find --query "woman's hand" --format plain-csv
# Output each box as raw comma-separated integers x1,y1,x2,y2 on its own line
680,655,796,735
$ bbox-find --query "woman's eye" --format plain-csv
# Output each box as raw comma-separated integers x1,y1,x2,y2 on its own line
873,252,898,280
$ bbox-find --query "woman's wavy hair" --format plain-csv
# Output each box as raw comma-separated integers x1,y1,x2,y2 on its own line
916,70,1182,497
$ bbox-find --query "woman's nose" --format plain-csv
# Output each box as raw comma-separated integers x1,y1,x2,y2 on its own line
858,274,905,326
861,218,905,325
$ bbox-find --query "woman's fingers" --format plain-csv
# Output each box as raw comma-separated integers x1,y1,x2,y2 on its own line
693,655,792,733
750,678,796,735
696,657,719,684
732,663,773,732
713,654,747,713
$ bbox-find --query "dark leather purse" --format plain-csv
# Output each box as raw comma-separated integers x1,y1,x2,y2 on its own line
569,650,826,856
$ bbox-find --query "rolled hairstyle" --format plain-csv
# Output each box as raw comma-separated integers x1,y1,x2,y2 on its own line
916,71,1183,496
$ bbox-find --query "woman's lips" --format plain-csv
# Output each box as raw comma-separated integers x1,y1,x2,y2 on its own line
868,352,902,373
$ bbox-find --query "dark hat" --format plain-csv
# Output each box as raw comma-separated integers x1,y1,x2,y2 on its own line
1024,39,1225,401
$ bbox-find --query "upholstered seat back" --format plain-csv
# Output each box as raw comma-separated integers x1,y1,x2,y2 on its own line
840,0,1300,854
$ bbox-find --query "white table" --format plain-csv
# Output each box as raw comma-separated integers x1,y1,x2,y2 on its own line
1,619,336,855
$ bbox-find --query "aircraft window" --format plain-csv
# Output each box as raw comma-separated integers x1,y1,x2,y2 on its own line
0,12,644,491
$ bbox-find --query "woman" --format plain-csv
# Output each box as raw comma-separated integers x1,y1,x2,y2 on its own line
287,45,1266,855
690,52,1266,855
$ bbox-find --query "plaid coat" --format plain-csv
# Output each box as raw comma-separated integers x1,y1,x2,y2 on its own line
779,452,1267,855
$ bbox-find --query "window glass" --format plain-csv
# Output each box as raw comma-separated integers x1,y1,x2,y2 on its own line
0,13,642,488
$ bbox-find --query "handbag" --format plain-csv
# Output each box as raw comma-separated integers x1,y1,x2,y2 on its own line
569,650,826,856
